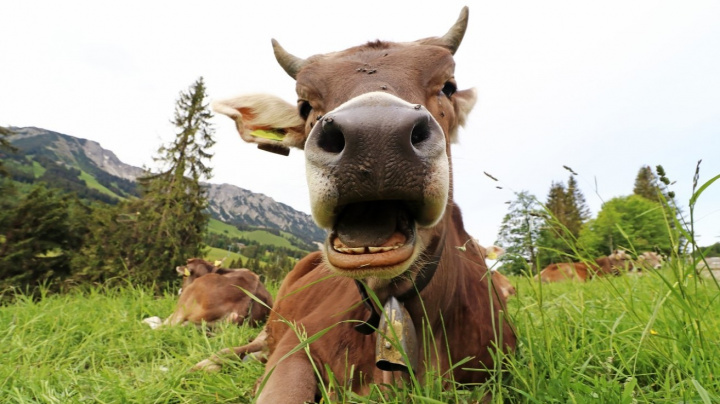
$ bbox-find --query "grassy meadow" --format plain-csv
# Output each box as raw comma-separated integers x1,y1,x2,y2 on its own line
2,261,719,403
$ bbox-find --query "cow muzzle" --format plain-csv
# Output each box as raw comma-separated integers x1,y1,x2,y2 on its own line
305,92,449,278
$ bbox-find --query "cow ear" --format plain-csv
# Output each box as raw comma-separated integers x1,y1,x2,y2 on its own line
450,87,477,143
213,94,307,156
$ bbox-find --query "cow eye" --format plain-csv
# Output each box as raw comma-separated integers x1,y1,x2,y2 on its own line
441,81,457,98
298,100,312,120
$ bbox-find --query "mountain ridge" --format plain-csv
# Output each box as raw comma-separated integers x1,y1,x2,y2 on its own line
7,126,325,244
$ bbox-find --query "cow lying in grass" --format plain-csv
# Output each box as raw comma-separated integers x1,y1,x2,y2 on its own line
143,258,273,329
196,7,516,402
536,250,631,282
634,251,664,271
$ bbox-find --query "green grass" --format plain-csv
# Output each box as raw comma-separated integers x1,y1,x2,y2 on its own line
206,218,244,237
78,169,124,200
497,269,720,403
0,285,266,403
31,161,46,177
207,218,304,252
2,263,718,403
204,246,247,266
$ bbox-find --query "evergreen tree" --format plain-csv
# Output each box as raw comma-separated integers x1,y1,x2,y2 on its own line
134,77,215,284
75,78,215,287
0,185,88,293
565,175,590,236
0,126,18,177
495,191,544,275
0,127,19,237
633,165,662,202
536,176,590,267
545,181,567,227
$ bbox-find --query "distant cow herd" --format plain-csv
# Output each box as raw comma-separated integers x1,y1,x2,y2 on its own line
537,250,663,283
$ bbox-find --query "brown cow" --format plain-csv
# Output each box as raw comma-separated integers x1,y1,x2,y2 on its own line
634,251,664,271
537,250,631,283
205,7,515,402
147,258,273,328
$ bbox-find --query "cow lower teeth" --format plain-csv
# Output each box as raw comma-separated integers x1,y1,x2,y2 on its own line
368,246,399,253
334,245,402,254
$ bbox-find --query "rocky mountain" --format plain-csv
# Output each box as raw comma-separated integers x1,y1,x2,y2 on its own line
205,183,325,242
7,126,324,243
10,127,145,181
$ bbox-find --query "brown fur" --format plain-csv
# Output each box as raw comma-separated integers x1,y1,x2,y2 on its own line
167,258,273,327
207,7,515,403
256,206,514,401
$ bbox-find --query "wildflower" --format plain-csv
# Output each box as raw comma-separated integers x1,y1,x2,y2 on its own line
650,329,659,335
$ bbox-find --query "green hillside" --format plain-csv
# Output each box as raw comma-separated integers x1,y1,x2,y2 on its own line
203,246,248,266
2,128,315,266
207,218,306,252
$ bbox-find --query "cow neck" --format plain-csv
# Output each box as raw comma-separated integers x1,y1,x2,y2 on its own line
354,230,446,335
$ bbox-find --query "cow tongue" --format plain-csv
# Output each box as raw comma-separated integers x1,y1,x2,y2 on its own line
335,202,405,249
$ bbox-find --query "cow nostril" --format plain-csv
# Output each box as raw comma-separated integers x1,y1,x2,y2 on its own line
410,119,431,146
318,119,345,154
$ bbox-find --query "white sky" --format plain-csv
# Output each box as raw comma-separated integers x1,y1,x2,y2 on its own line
2,0,719,248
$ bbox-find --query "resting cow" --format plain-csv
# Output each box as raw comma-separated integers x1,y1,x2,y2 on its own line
145,258,273,328
537,250,630,283
206,7,515,402
634,251,663,271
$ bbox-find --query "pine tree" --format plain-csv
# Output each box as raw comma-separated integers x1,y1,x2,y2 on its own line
545,181,567,227
495,191,544,275
0,126,18,178
0,185,88,292
564,175,590,237
134,77,215,284
633,165,662,202
76,78,216,287
536,176,590,267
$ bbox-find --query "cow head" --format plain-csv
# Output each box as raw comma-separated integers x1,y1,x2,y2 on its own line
176,258,216,290
635,251,663,270
214,8,476,282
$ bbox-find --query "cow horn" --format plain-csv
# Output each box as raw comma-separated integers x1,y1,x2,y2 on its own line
436,6,469,55
271,39,308,79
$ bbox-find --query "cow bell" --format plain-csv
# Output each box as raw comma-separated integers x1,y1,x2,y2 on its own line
375,296,418,373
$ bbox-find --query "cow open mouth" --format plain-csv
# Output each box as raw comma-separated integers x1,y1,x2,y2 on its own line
326,201,417,274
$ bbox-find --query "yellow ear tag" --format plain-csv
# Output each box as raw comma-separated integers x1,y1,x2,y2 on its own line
214,260,223,267
184,268,190,277
250,129,286,141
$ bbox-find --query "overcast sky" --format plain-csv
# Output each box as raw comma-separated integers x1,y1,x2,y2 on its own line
2,0,719,249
